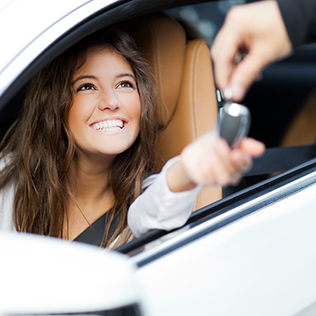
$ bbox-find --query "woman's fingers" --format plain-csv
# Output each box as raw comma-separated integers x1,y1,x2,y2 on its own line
238,138,265,157
180,133,265,187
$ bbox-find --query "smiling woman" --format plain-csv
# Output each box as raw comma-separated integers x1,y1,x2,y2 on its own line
0,28,160,247
0,27,264,248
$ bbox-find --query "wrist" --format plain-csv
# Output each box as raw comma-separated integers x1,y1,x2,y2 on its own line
166,158,197,193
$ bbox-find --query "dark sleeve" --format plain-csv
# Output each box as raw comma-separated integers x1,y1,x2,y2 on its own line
278,0,316,48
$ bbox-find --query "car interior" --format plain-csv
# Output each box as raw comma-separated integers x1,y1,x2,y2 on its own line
1,10,224,209
118,12,222,209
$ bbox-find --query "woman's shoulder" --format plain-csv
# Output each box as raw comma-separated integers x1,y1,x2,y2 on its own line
0,154,16,194
142,173,159,189
0,156,16,231
0,153,13,171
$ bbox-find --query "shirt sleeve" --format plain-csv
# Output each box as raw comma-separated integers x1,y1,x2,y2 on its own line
278,0,316,48
127,156,202,237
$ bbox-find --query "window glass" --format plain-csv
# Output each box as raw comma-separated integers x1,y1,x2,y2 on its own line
166,0,246,46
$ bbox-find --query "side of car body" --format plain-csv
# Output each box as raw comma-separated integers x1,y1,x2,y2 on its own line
1,0,316,315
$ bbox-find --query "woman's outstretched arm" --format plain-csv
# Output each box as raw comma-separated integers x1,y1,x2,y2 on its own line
128,131,264,237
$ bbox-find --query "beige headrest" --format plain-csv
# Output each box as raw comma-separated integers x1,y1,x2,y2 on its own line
120,13,186,127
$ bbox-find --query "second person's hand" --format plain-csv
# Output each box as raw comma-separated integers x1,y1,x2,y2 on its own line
211,1,292,101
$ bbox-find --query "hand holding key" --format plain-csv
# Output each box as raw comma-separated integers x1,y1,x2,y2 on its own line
167,129,265,192
211,1,292,101
166,92,264,192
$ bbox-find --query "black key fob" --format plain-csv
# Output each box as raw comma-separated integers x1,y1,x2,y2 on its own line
218,102,250,147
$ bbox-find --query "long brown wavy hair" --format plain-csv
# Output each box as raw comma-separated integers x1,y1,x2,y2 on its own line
0,28,159,247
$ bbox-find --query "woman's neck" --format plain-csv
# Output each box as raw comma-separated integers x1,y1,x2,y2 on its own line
72,149,116,195
65,153,116,240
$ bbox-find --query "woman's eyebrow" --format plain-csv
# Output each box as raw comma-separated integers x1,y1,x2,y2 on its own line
72,73,136,85
72,75,98,85
117,73,136,81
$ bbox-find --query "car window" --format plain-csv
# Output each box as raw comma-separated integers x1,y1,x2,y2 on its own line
166,0,245,46
1,0,316,247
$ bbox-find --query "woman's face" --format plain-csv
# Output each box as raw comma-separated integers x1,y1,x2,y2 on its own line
69,48,141,162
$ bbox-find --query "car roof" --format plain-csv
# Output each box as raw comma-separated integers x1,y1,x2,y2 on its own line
0,0,208,109
0,0,124,99
0,0,91,74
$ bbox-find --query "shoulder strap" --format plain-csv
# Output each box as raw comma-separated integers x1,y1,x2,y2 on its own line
245,144,316,176
73,211,120,247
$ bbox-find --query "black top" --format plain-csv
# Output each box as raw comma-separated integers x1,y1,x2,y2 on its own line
278,0,316,48
73,210,120,247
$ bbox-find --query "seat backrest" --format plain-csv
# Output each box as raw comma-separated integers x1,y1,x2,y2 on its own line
120,12,222,209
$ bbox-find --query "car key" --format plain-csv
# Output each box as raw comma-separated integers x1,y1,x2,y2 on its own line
217,100,250,148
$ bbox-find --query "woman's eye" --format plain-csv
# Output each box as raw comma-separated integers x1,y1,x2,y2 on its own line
77,83,96,92
118,81,134,89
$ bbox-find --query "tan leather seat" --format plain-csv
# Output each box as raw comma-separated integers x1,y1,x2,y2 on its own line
120,12,222,209
280,91,316,147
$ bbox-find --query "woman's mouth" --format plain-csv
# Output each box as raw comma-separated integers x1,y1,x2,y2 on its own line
91,119,125,132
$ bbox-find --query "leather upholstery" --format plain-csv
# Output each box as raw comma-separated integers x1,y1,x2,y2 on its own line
120,12,222,209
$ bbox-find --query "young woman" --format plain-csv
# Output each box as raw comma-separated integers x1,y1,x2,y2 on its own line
0,28,264,248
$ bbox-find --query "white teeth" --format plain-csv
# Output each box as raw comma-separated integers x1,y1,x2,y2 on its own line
92,120,124,131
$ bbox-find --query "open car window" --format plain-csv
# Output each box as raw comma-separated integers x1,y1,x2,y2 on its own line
1,1,316,314
1,0,316,229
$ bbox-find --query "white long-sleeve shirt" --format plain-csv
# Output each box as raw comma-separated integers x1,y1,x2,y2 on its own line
0,157,202,237
128,157,202,237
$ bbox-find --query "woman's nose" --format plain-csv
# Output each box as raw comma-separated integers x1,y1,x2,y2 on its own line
97,90,120,111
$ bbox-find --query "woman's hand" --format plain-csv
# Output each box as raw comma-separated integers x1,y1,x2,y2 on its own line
166,131,265,192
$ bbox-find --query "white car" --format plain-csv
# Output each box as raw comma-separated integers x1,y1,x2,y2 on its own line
1,0,316,315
